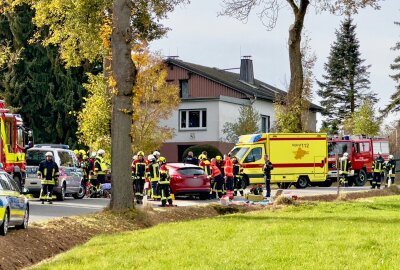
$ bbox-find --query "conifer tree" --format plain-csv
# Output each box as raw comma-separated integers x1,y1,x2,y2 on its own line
317,16,377,133
0,4,93,147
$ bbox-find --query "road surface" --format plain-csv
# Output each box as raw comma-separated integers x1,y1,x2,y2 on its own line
29,186,373,223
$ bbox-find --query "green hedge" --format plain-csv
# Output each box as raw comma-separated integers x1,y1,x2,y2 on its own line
182,144,222,161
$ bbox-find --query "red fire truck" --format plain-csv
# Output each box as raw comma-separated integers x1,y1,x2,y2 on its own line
326,135,390,186
0,100,32,187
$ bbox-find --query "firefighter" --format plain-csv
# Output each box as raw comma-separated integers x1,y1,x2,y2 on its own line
77,149,86,166
183,151,199,165
37,152,59,204
371,152,385,189
224,155,234,196
158,157,173,207
210,158,224,199
339,152,352,187
81,154,89,184
385,155,396,187
94,149,108,190
199,154,211,176
147,154,160,200
132,151,147,204
216,155,226,195
263,154,273,198
232,156,244,196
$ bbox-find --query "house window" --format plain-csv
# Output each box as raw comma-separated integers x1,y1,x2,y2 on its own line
180,109,207,130
179,79,189,98
261,115,270,133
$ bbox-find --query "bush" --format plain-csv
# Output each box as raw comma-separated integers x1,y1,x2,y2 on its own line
182,144,223,161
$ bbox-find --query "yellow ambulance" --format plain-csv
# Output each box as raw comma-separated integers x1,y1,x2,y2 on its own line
229,133,329,189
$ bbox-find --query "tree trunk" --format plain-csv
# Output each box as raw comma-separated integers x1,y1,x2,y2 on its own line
110,0,135,209
287,0,309,132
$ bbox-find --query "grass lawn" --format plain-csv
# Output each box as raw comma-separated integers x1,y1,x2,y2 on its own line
34,196,400,270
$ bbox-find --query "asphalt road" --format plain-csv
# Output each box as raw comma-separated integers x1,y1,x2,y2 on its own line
29,186,373,223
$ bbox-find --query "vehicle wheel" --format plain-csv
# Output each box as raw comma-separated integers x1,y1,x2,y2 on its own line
73,183,86,199
0,208,9,236
242,175,249,189
355,170,367,186
296,176,308,189
57,183,66,201
16,208,29,230
199,193,209,200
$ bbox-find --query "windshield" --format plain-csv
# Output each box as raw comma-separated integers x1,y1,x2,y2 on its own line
230,147,249,160
328,142,351,157
26,150,53,166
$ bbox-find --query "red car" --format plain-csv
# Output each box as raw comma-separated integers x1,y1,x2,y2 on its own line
166,163,210,199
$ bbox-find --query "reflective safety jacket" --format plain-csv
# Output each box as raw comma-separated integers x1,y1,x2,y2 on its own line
233,161,241,177
211,165,222,178
37,160,59,185
386,159,396,177
216,160,225,177
148,161,160,182
200,160,211,176
373,157,385,173
340,158,351,175
159,164,170,185
95,156,108,175
132,159,147,178
224,157,233,177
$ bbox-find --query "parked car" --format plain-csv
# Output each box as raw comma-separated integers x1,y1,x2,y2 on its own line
0,170,29,236
167,163,210,199
24,146,85,201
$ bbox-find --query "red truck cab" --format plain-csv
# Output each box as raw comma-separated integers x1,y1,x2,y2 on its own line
327,135,389,186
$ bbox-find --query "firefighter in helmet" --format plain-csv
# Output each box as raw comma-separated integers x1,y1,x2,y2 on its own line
385,154,396,187
94,149,108,190
232,156,244,196
132,151,147,204
37,152,59,204
147,154,160,200
158,157,173,207
372,152,385,189
210,158,224,199
339,152,352,187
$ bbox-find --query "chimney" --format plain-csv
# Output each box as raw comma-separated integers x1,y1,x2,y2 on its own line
239,56,254,84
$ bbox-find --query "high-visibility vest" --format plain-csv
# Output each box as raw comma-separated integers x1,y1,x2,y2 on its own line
224,158,233,177
159,164,169,184
148,162,160,182
373,160,384,173
340,159,350,174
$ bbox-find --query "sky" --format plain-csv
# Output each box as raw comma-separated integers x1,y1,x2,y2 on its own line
151,0,400,128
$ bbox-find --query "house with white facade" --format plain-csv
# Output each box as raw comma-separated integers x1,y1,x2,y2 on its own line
160,57,322,162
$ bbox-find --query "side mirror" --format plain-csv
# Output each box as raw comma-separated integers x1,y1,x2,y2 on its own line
21,187,30,195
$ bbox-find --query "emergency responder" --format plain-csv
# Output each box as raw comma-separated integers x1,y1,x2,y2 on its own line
132,151,147,204
77,149,86,166
263,154,273,198
339,152,352,187
232,156,244,196
210,158,224,199
147,154,160,200
183,151,199,165
81,154,89,184
385,155,396,187
158,157,173,207
88,152,97,193
199,154,211,176
94,149,108,190
371,152,385,189
224,155,234,196
37,152,59,204
216,155,226,195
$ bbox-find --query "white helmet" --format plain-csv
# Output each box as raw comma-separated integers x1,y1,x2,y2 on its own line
389,155,394,159
148,154,155,161
153,151,160,156
90,152,97,158
45,152,53,157
97,149,105,155
343,152,348,158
